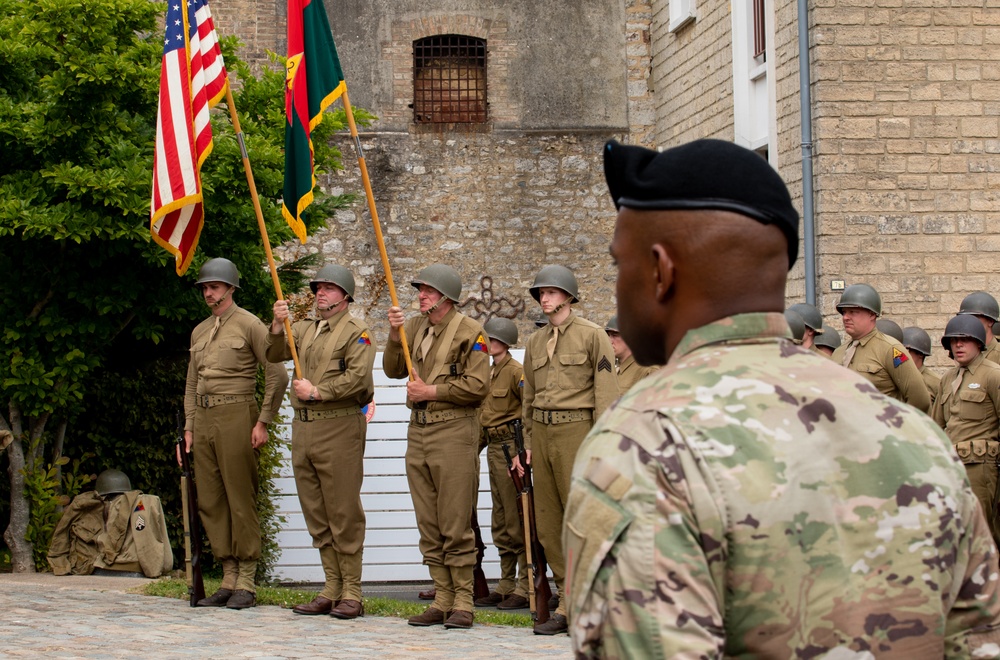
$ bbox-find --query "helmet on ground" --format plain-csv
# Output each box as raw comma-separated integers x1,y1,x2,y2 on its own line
902,326,932,357
787,302,823,332
958,291,1000,322
835,283,881,317
310,264,356,301
941,314,987,351
876,318,904,344
195,258,240,289
784,309,806,342
529,265,580,304
411,264,462,302
813,324,843,351
96,469,132,497
605,315,620,333
484,318,518,347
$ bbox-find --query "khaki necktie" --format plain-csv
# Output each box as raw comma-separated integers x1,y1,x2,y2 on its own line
546,326,560,361
951,367,965,397
312,319,328,340
419,325,435,362
209,315,221,341
841,340,859,367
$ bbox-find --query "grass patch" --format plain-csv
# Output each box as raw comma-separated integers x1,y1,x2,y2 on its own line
141,578,533,628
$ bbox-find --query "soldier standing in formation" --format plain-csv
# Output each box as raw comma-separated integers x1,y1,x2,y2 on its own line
813,323,842,357
787,302,823,350
958,291,1000,364
519,265,618,635
384,264,490,630
605,314,657,392
903,325,941,407
474,318,529,611
564,137,1000,657
831,283,930,412
267,265,375,619
783,308,806,345
181,258,288,609
931,315,1000,548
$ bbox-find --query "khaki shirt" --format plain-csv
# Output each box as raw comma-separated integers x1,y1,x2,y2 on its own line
522,312,619,448
931,354,1000,445
832,327,930,412
617,354,657,394
480,353,523,429
383,306,490,410
921,366,942,408
265,309,375,409
184,304,288,431
984,338,1000,366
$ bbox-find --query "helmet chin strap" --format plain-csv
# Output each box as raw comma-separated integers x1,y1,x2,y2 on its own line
421,296,447,316
547,301,567,316
317,297,344,313
211,286,233,308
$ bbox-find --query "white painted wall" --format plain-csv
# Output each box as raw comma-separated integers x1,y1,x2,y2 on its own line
273,350,526,584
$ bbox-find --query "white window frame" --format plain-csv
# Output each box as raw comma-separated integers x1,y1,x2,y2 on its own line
669,0,696,33
731,0,778,162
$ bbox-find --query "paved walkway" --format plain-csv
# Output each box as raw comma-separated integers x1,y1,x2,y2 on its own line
0,574,571,658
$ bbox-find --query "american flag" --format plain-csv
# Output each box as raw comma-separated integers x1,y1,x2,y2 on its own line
150,0,228,276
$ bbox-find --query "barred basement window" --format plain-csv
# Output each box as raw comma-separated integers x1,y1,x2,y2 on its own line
412,35,487,124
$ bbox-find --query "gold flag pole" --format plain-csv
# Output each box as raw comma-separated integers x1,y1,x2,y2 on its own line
340,89,414,380
223,85,303,379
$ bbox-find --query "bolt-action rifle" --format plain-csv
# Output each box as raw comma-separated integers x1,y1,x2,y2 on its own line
505,419,552,624
470,505,491,601
177,411,205,606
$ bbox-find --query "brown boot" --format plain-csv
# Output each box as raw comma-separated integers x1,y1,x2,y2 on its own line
407,607,447,627
293,595,334,615
226,590,256,610
497,594,529,610
196,589,233,607
444,609,474,629
533,613,568,635
330,599,364,620
418,588,437,600
474,591,504,607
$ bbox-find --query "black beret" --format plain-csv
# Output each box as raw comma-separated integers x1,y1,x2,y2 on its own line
603,139,799,269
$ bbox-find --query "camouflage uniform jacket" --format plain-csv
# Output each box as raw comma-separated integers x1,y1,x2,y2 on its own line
564,312,1000,659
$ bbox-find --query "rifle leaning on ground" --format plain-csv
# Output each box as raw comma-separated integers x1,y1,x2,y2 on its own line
176,411,205,606
470,506,491,600
504,419,552,624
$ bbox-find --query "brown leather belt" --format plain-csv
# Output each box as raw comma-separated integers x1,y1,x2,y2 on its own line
411,407,478,425
484,422,517,443
196,394,255,408
532,409,593,425
297,406,361,422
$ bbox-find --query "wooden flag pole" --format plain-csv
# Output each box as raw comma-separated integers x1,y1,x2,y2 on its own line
224,85,303,379
340,89,414,380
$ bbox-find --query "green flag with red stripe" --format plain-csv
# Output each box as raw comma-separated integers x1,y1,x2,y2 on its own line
283,0,345,242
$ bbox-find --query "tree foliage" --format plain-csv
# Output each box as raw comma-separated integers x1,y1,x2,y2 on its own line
0,0,372,572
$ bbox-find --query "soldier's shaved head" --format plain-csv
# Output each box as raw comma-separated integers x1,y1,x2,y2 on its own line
611,207,789,366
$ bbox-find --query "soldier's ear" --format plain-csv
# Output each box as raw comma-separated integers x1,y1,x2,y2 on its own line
651,243,674,303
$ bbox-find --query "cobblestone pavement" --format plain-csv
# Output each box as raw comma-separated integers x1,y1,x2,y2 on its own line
0,574,571,658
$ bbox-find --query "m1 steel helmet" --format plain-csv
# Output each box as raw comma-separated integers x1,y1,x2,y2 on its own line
195,258,240,289
411,264,462,302
814,324,843,351
484,318,518,347
835,283,881,317
96,469,132,497
902,326,932,357
958,291,1000,322
787,302,823,332
876,318,904,344
310,264,356,301
784,309,806,342
529,265,580,304
941,314,987,351
605,315,620,333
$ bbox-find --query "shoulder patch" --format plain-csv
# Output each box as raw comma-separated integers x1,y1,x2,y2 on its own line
473,334,489,353
518,374,525,388
598,356,613,373
892,347,908,368
357,330,371,345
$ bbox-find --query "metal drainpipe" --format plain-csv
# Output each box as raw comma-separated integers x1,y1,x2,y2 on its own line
798,0,816,305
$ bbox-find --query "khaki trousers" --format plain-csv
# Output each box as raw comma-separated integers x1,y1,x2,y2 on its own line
193,401,260,564
532,418,591,615
486,437,528,597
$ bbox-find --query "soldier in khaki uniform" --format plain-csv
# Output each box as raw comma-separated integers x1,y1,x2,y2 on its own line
474,318,529,611
831,283,930,412
180,258,288,610
384,264,490,630
267,265,374,619
958,291,1000,364
903,325,941,407
788,302,823,350
518,265,618,635
814,323,842,358
931,314,1000,548
606,315,657,392
784,309,806,345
